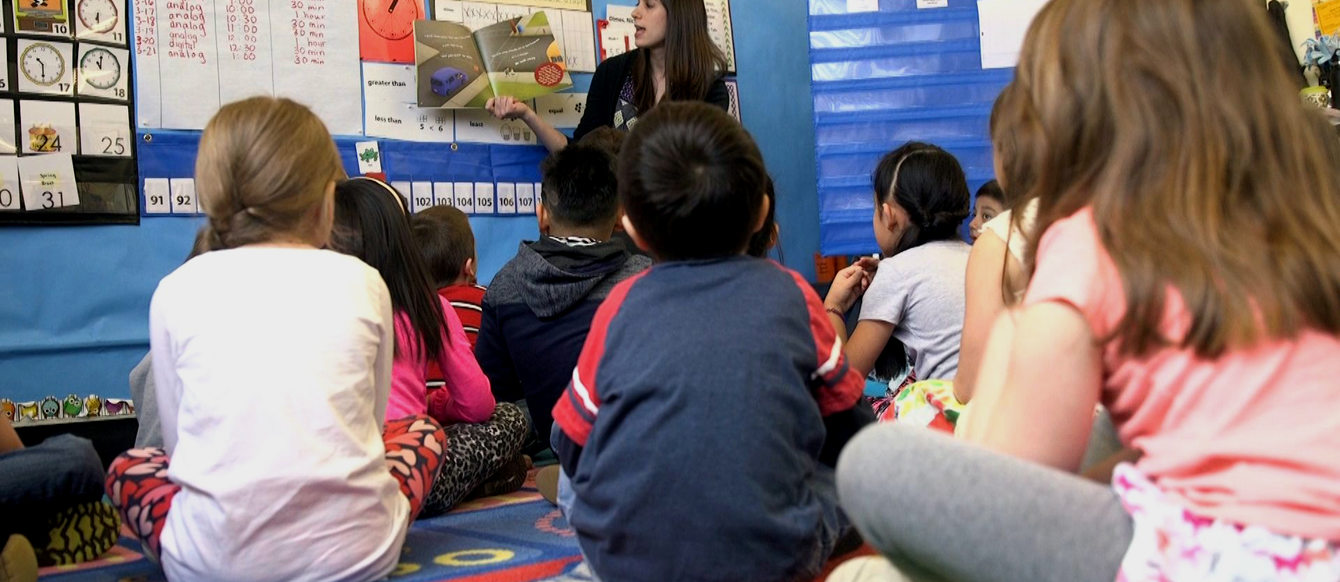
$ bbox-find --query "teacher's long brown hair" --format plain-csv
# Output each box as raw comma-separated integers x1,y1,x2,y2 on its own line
630,0,728,115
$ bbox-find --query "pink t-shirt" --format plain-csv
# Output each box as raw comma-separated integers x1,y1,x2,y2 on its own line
389,296,494,425
1026,208,1340,540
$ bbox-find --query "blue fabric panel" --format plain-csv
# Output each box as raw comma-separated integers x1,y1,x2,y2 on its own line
809,0,1011,255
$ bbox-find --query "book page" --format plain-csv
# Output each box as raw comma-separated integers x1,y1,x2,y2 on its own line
473,13,572,102
414,20,491,108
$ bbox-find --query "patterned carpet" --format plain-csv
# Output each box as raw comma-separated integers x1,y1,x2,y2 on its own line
37,472,585,582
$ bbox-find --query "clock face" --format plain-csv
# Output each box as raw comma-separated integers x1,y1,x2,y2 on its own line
77,0,118,34
21,43,65,86
362,0,421,41
80,47,120,89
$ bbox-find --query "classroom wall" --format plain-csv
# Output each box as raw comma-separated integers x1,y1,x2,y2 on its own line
0,1,821,403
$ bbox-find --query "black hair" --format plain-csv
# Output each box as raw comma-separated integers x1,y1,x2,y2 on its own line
872,142,971,254
619,101,766,261
410,205,476,288
330,178,448,359
745,176,777,258
540,142,620,228
975,179,1004,204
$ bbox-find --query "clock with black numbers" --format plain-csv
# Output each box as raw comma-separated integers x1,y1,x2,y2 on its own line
21,42,65,86
362,0,421,41
76,0,119,34
79,47,121,89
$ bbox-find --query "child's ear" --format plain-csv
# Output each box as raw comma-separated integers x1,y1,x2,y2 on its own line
879,202,901,232
751,195,771,235
464,257,477,282
536,202,550,236
621,215,652,254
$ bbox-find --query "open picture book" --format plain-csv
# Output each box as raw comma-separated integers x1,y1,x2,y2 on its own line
415,13,575,108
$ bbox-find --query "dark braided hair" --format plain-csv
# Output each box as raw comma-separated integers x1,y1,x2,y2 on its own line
872,142,971,255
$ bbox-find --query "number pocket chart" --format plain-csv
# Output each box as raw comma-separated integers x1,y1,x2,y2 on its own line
0,0,140,225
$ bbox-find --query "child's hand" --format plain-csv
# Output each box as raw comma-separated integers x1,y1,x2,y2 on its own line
485,97,532,121
825,258,879,313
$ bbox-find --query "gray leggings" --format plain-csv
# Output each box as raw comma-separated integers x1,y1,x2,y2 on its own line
836,424,1134,582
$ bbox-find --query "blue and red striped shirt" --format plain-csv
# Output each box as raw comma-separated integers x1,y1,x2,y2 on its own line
552,256,865,581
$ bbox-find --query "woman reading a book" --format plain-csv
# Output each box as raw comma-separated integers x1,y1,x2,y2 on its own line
486,0,731,153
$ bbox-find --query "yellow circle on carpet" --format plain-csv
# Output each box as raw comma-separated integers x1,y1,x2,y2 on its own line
390,562,422,577
434,549,516,566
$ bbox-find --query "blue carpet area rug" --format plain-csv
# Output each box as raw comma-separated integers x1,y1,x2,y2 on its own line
38,473,584,581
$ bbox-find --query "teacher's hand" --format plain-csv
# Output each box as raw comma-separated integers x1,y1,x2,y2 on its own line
485,96,532,121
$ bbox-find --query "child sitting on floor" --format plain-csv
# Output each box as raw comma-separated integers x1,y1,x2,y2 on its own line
330,178,529,516
551,102,871,582
475,137,650,455
0,416,118,581
836,0,1340,579
823,142,972,427
967,179,1004,242
410,205,486,350
106,97,447,581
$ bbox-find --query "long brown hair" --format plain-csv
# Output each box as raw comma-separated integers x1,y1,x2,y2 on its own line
1007,0,1340,357
196,97,344,250
630,0,728,115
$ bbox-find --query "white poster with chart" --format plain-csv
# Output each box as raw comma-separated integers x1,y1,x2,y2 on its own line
703,0,735,73
0,157,19,211
137,0,362,134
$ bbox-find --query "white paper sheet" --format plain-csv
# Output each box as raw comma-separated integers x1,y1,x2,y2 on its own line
170,177,198,214
216,0,274,105
977,0,1047,69
473,182,495,214
0,99,15,155
846,0,878,13
556,10,596,73
271,0,361,135
157,0,221,129
434,182,455,207
142,178,171,214
917,0,948,8
516,181,535,214
495,182,516,214
455,108,537,145
19,100,77,155
78,103,132,157
17,40,76,96
0,157,19,211
19,153,79,210
0,44,10,93
602,5,635,60
411,181,435,213
355,140,382,174
76,44,130,101
133,0,163,128
534,92,586,128
75,0,129,45
453,182,475,213
704,0,735,72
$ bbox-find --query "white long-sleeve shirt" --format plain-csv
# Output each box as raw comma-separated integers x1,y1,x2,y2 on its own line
150,247,408,582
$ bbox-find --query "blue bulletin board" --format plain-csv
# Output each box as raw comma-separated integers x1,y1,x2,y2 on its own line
808,0,1010,256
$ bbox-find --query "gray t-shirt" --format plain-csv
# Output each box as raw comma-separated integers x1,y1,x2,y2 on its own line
859,239,971,381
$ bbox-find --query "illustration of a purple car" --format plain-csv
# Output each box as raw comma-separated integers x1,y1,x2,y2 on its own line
431,67,468,97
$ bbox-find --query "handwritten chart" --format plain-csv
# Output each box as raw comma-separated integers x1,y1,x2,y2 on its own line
134,0,361,134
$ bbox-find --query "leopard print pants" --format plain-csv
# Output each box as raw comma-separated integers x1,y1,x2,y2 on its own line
420,402,530,517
